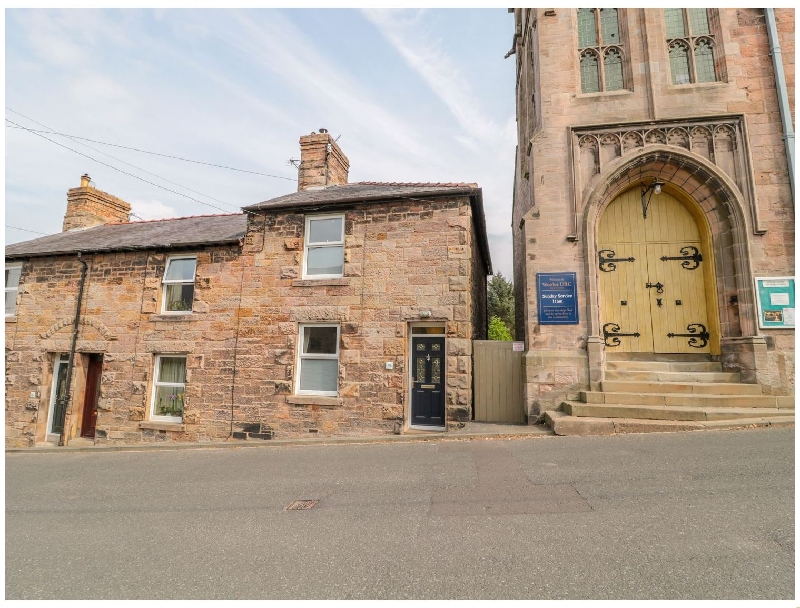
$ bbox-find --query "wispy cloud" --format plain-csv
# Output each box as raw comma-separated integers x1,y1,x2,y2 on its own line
363,9,508,147
130,199,178,221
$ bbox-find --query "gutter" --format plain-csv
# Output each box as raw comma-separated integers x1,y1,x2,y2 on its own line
765,8,795,205
58,252,88,447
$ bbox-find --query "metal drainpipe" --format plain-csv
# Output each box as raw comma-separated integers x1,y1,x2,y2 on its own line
765,8,795,206
58,252,88,447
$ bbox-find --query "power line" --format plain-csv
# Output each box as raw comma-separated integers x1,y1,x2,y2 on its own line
6,225,53,236
6,118,237,214
6,113,240,212
5,109,297,182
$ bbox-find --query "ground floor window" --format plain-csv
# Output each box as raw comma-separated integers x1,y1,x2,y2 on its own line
151,355,186,421
297,324,340,396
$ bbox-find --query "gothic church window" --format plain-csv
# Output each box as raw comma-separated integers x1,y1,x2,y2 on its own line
578,9,628,94
665,9,721,85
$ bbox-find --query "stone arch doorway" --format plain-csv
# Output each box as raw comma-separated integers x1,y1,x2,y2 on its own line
596,185,720,355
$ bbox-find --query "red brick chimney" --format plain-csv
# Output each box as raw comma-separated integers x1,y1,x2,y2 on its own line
297,129,349,191
63,174,131,232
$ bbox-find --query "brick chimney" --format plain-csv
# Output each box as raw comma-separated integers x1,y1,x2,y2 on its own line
297,129,349,191
63,174,131,232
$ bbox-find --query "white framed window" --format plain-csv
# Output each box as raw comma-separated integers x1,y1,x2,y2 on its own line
303,215,344,279
162,256,197,314
296,324,340,396
150,355,187,422
5,262,22,317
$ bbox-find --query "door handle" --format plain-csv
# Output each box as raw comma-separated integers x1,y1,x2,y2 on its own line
646,282,664,294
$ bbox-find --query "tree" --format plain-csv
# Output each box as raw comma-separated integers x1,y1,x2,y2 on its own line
487,272,515,336
488,316,513,341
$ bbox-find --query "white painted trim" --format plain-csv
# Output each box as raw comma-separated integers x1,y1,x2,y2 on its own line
302,214,345,280
161,255,197,315
5,262,22,318
295,323,341,396
45,353,68,436
149,354,186,423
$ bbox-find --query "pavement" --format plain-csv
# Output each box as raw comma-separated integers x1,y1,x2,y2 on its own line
5,421,554,453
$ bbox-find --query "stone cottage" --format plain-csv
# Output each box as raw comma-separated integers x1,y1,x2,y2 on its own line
5,132,491,447
509,8,794,432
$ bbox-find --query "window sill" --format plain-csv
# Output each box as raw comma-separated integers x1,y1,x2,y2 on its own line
575,89,634,99
286,395,343,407
5,315,16,323
149,314,198,322
292,278,349,287
666,81,727,91
139,421,186,432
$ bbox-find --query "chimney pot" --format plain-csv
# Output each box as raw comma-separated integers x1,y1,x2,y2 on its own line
80,174,92,188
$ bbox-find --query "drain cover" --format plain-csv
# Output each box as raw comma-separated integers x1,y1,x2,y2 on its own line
285,500,319,510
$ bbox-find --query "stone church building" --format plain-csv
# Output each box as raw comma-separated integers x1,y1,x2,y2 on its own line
510,8,794,431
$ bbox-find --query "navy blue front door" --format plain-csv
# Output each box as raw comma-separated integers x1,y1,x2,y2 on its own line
411,337,445,426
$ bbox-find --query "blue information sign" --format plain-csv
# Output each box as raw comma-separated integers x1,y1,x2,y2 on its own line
537,272,579,325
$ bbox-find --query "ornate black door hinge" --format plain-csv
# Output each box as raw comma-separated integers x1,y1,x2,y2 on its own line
598,249,635,272
603,322,641,347
646,281,664,293
667,323,710,348
660,245,703,270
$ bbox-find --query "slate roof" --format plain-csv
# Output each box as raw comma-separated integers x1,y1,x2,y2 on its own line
243,182,480,212
5,214,248,259
243,182,492,274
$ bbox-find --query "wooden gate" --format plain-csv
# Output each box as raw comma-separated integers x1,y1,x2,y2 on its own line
473,341,525,423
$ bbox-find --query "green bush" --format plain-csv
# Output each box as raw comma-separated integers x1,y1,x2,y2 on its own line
488,315,512,341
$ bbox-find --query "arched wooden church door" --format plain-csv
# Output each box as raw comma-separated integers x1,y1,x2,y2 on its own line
597,188,713,354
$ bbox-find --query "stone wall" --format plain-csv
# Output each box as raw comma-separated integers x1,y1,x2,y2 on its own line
5,195,486,446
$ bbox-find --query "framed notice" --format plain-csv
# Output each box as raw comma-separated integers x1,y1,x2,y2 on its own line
755,276,795,329
537,272,578,325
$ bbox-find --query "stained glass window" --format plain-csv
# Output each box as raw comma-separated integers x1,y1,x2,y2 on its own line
600,9,619,44
688,8,710,35
604,49,624,91
416,358,426,383
580,51,600,93
694,39,716,82
578,9,627,94
578,9,597,48
665,8,686,38
669,42,691,85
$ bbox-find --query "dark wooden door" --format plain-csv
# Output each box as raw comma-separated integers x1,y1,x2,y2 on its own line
80,355,102,438
411,337,445,426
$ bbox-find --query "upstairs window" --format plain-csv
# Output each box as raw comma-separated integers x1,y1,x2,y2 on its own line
151,355,186,422
578,9,628,94
162,256,196,314
297,324,340,396
665,9,720,84
5,263,21,317
303,215,344,279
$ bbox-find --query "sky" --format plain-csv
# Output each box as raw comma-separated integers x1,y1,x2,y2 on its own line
5,8,517,278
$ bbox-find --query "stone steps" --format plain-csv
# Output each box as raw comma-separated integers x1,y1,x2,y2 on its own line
542,354,793,436
600,380,762,395
580,391,790,408
563,401,794,421
605,360,723,372
604,370,742,383
544,410,795,436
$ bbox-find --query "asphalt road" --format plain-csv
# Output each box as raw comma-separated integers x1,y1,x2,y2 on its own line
5,427,794,600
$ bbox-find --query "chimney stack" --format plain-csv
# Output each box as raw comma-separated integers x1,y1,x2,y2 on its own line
297,130,349,191
63,174,131,232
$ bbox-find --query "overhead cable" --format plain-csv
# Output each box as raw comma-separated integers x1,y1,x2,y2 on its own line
5,108,296,182
6,118,237,215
